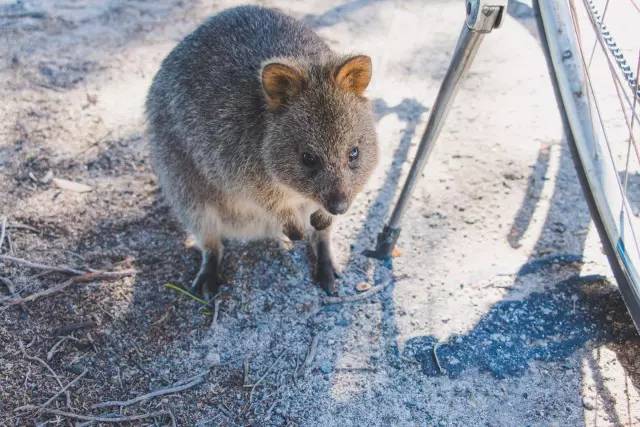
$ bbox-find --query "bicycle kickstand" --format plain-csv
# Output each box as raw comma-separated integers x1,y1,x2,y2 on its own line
365,0,508,260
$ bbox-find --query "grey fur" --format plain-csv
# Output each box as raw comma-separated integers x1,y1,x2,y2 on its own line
145,6,378,295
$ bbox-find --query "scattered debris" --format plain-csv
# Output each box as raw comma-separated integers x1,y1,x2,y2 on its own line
52,177,92,193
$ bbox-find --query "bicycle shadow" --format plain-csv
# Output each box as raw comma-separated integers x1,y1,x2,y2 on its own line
398,140,638,426
393,4,640,424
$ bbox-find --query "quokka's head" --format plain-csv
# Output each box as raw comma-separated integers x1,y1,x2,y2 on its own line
260,55,378,215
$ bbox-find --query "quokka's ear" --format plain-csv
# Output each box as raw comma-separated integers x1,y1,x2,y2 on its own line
261,62,306,110
334,55,372,96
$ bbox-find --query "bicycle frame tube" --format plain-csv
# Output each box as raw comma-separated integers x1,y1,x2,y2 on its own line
366,0,507,259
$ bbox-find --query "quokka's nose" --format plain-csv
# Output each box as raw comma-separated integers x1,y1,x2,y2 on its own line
326,193,349,215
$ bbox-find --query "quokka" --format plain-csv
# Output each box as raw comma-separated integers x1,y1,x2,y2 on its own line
146,6,378,297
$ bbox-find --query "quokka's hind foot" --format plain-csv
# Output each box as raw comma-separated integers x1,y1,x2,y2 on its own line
191,249,222,300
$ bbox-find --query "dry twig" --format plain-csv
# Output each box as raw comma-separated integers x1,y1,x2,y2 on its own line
0,217,7,252
0,254,87,275
19,341,71,407
7,222,39,233
40,369,87,409
0,11,47,19
2,269,136,307
247,351,286,402
47,336,80,361
17,407,168,423
210,299,221,330
92,373,206,409
322,281,389,305
296,335,319,378
433,342,445,375
51,321,96,337
166,404,178,427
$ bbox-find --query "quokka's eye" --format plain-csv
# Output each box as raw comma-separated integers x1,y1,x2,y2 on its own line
302,152,319,167
348,147,359,162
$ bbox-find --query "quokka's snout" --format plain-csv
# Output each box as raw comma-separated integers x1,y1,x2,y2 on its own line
146,5,378,296
324,190,350,215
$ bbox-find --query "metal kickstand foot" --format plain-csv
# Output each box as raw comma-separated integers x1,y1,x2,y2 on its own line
365,0,508,260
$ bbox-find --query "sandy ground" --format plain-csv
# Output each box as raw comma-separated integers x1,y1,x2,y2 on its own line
1,0,640,425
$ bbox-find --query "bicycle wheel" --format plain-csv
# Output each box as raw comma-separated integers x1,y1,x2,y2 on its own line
533,0,640,331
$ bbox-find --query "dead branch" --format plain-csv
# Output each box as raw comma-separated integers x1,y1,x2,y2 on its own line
0,254,87,276
2,269,136,307
16,406,168,423
92,373,206,409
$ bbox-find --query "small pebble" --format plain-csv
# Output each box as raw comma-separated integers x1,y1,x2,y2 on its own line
319,361,332,374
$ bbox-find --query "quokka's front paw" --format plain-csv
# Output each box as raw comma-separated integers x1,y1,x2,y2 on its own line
316,257,340,296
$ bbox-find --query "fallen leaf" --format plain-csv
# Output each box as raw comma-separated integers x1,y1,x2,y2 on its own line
356,282,371,292
52,177,92,193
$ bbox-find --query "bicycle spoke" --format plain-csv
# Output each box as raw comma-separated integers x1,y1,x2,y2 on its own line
586,0,610,69
570,0,640,256
579,0,640,163
624,52,640,199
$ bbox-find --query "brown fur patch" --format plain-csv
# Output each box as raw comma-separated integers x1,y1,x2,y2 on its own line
261,62,305,109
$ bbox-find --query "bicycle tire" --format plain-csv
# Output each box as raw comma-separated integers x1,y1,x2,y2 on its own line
533,0,640,331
